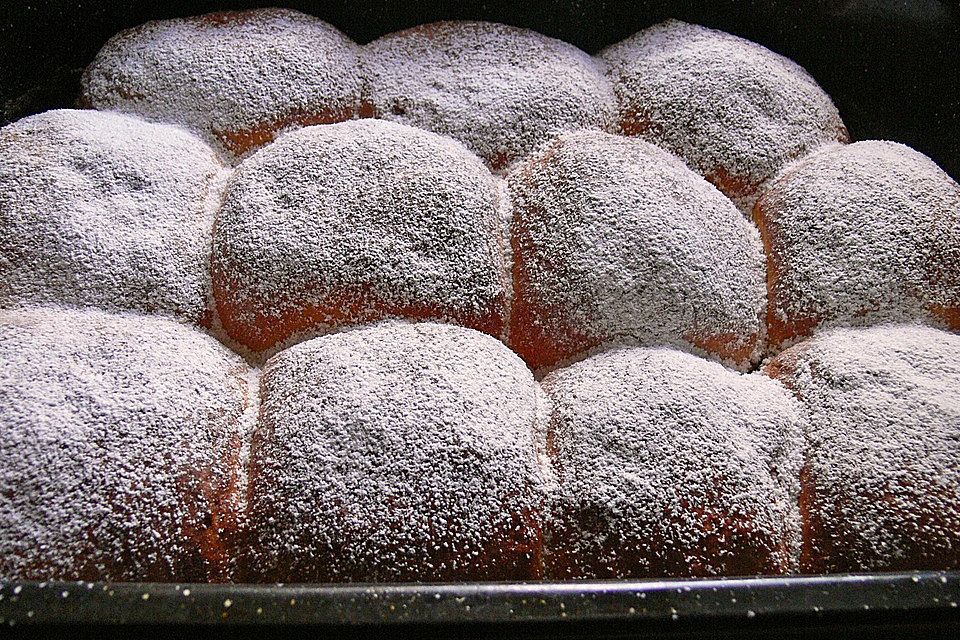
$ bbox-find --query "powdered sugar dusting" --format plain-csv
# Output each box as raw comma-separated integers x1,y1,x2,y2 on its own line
243,320,551,582
3,13,955,583
0,306,252,582
364,21,616,172
756,140,960,349
0,109,224,325
493,176,516,341
211,119,509,354
600,20,848,213
542,344,804,578
767,323,960,572
81,8,367,160
507,130,766,372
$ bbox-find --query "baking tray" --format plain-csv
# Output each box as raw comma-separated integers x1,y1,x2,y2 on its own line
0,572,958,637
1,1,959,637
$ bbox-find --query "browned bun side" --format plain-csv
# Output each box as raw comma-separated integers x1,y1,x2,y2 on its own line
210,119,509,355
752,193,822,350
214,101,375,158
506,130,766,372
767,325,960,573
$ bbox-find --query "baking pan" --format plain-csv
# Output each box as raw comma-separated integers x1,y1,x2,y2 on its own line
0,572,958,637
0,1,959,637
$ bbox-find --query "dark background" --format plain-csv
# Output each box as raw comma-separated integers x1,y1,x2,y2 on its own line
1,0,958,181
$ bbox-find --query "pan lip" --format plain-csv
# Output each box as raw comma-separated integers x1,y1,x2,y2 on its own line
0,571,957,627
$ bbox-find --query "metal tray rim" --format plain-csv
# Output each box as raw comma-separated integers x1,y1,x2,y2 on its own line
1,571,958,627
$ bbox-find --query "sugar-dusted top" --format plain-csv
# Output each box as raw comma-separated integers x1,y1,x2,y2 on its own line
508,129,766,371
365,20,617,171
756,140,960,349
0,109,223,325
245,320,552,582
0,306,251,582
542,344,804,577
81,8,367,159
211,119,509,354
766,323,960,571
600,19,848,212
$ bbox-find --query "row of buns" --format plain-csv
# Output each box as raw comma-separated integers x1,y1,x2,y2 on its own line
80,11,846,209
2,307,957,581
2,106,957,374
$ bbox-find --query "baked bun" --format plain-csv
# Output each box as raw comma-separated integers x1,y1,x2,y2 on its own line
242,321,550,582
0,109,222,325
542,345,803,579
766,323,960,572
754,140,960,349
365,21,616,171
600,20,848,212
81,8,369,159
507,130,766,371
211,119,509,354
0,307,251,582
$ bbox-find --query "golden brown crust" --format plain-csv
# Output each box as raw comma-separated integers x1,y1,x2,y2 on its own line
508,234,600,371
507,149,602,370
213,102,375,157
213,274,506,354
752,194,821,349
684,328,761,368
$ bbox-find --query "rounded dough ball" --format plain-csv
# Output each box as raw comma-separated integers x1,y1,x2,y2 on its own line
0,306,252,582
755,140,960,349
507,130,766,371
365,21,616,171
600,19,848,213
81,8,370,159
542,345,804,579
766,323,960,573
211,119,510,354
242,321,551,582
0,109,222,325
